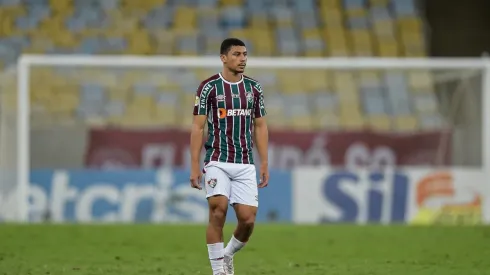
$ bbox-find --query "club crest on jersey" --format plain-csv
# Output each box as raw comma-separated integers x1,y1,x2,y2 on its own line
207,178,217,188
216,94,226,102
246,91,254,103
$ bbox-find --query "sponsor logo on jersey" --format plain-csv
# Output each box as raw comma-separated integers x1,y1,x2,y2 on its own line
227,109,252,117
218,108,227,118
203,83,212,93
218,108,252,118
194,96,199,106
216,94,226,102
259,97,265,109
200,96,206,109
200,83,213,109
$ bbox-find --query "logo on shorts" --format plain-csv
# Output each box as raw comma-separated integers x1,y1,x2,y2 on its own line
207,178,217,188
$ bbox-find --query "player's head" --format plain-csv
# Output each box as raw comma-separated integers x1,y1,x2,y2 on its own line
220,38,247,74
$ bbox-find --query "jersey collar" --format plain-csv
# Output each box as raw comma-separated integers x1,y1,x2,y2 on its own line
219,73,244,85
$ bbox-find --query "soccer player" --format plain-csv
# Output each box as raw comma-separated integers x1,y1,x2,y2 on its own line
189,38,269,275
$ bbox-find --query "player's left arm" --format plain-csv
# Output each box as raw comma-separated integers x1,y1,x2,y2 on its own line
254,116,269,188
253,83,269,188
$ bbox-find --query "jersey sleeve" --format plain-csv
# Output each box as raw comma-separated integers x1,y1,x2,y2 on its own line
193,81,213,115
253,82,267,118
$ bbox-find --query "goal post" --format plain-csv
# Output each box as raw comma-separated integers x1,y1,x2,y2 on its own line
2,54,490,222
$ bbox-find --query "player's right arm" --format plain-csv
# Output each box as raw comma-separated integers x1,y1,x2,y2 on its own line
189,81,213,190
190,115,206,190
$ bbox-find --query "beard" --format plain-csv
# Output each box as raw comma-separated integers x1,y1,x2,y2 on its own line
230,66,245,74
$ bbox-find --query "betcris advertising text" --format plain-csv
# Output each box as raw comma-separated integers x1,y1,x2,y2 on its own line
29,169,292,223
293,168,410,224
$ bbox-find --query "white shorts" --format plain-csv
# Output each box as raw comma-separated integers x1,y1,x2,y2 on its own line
203,161,259,207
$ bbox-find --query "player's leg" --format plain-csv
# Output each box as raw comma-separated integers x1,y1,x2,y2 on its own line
232,203,257,241
223,204,257,275
224,164,259,274
207,195,229,275
204,165,231,275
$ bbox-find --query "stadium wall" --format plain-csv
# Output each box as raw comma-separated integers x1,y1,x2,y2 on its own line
30,127,456,170
26,167,489,225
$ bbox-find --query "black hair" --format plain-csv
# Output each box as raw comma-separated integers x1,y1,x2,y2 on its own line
220,38,246,55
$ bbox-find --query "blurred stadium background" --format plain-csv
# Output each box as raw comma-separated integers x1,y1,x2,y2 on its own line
0,0,489,223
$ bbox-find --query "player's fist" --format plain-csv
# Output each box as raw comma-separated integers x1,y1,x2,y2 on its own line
258,163,269,188
190,166,203,190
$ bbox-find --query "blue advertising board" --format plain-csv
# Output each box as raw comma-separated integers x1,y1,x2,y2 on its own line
319,170,410,223
29,169,292,223
292,168,412,224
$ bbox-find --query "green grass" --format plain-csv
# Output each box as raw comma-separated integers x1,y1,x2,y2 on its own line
0,224,489,275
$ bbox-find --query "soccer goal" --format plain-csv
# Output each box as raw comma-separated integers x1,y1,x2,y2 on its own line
1,54,490,222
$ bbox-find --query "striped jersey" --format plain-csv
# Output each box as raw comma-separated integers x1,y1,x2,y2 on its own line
193,73,267,165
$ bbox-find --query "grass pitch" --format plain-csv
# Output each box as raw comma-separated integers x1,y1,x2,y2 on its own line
0,224,489,275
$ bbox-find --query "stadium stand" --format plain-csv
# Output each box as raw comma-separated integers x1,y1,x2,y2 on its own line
0,0,441,131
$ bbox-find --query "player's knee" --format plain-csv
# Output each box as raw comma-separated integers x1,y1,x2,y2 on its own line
238,211,256,228
210,208,227,223
209,203,227,226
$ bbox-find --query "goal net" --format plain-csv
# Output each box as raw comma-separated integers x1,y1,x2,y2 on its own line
1,55,489,222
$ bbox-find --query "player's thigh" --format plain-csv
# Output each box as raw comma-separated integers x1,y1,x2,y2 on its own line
229,165,259,208
204,165,231,200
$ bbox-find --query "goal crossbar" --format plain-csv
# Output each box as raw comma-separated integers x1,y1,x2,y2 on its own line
18,54,490,69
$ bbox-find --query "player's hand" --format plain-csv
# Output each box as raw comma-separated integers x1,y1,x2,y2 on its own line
190,166,203,190
258,163,269,188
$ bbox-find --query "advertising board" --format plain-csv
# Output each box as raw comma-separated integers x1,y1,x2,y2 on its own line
292,167,489,225
29,169,292,223
85,129,450,170
4,167,486,225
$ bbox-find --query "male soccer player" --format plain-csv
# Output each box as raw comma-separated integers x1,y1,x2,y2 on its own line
189,38,269,275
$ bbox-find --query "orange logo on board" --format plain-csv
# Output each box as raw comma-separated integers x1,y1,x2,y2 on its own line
410,171,482,225
416,172,454,206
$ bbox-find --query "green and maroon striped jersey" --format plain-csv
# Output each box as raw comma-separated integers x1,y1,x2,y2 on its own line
193,73,267,165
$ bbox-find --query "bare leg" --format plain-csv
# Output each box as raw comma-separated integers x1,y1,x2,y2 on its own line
207,195,229,243
232,204,257,242
223,204,257,274
207,195,229,275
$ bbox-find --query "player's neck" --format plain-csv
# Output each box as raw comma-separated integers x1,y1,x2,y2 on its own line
220,70,242,83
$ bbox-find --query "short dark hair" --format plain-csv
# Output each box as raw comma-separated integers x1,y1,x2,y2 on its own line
220,38,246,55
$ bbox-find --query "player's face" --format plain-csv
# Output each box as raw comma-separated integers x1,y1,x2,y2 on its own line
222,46,247,74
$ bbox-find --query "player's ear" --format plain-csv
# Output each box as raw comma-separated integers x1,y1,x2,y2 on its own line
220,54,226,63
